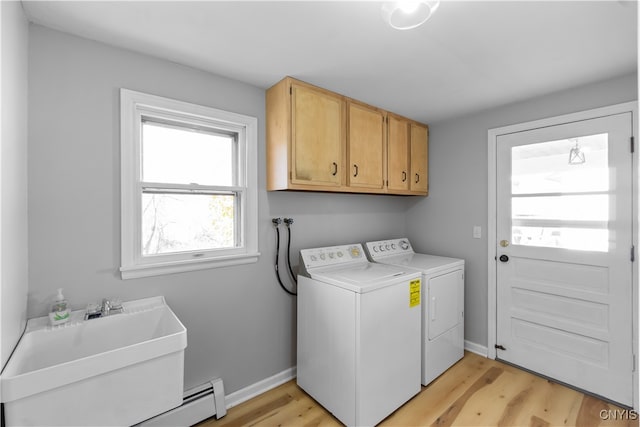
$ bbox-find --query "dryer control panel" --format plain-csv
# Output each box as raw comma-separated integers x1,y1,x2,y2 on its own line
300,244,366,270
365,238,414,259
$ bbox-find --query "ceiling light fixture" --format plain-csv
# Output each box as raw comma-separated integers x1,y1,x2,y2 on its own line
382,1,440,30
568,139,586,165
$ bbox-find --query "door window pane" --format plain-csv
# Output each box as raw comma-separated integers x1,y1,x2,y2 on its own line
512,195,608,222
512,133,608,194
142,120,235,186
142,193,235,255
510,133,609,252
512,226,608,252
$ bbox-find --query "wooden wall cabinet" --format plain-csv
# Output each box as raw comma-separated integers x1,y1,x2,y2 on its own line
267,78,346,191
410,123,429,194
387,114,410,192
386,115,429,196
267,77,427,196
347,101,386,192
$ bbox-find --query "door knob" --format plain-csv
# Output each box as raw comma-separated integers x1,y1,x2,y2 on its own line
499,254,509,262
500,240,509,247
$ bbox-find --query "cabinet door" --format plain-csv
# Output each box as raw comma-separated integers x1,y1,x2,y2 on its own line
410,123,428,193
291,84,344,187
347,102,384,190
387,115,410,191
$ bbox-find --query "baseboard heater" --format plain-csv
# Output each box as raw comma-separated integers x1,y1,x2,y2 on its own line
138,378,226,426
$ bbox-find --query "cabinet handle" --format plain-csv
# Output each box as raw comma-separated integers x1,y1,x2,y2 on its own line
332,162,338,176
353,164,359,177
415,173,420,183
402,171,407,182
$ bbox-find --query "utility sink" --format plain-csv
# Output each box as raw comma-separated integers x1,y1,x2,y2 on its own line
0,296,187,427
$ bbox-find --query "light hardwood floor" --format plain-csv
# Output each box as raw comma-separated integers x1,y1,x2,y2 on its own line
199,352,637,427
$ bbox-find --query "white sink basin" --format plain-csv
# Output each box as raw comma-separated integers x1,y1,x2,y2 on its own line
0,296,187,427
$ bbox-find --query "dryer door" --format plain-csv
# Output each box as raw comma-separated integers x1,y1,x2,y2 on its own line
428,269,463,339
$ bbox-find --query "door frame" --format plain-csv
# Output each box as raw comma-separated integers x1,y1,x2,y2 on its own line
487,101,639,409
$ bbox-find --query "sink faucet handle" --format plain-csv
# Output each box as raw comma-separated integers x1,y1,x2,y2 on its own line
84,303,102,320
101,298,111,314
110,298,123,312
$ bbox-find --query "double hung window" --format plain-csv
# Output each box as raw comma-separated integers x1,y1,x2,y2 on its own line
120,89,258,279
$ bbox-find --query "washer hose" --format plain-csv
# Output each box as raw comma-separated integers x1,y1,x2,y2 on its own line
284,218,297,284
273,218,296,296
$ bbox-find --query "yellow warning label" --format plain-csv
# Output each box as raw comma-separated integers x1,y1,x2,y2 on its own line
409,279,421,308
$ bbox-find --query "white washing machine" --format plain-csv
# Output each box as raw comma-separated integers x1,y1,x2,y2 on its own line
297,244,422,426
365,238,464,386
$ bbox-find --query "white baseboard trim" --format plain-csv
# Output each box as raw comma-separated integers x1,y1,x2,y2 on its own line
464,340,488,357
224,343,488,411
225,366,297,410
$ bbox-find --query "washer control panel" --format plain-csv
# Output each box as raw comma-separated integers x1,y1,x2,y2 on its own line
300,244,365,270
365,238,414,259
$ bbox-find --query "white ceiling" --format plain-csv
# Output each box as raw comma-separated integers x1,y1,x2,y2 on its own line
21,1,638,124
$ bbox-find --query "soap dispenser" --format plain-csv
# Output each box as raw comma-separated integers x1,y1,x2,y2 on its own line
49,288,70,326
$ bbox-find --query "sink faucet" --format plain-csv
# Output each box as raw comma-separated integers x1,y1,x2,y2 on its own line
84,298,124,320
101,298,111,316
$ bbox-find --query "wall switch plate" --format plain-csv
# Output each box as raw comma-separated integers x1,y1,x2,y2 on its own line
473,226,482,239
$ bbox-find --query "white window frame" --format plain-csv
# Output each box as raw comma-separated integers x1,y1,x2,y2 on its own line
120,89,259,279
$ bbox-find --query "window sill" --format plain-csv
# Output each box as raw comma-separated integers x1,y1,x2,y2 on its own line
120,252,260,279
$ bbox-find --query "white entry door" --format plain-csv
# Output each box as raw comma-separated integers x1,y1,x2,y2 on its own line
495,112,634,406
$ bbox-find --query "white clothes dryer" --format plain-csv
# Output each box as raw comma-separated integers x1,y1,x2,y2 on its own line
297,244,422,426
365,238,465,386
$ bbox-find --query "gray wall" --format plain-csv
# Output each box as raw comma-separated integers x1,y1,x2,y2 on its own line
1,1,29,370
406,72,638,349
27,25,411,393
